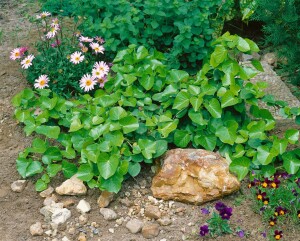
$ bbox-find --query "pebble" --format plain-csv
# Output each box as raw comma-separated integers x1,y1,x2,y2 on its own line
125,219,144,234
147,196,158,205
77,199,91,213
43,194,58,206
116,217,125,225
30,222,44,236
63,199,76,208
108,228,114,233
142,223,160,239
11,180,27,192
145,205,161,219
160,239,167,241
40,186,54,198
97,191,114,208
78,232,87,241
68,227,76,235
100,208,117,220
62,237,70,241
55,175,87,196
51,208,71,225
79,214,88,225
119,197,133,207
157,217,172,226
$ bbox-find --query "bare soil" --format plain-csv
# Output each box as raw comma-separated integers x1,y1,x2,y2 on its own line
0,2,299,241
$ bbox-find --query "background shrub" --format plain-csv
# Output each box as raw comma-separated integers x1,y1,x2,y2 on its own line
252,0,300,86
42,0,236,73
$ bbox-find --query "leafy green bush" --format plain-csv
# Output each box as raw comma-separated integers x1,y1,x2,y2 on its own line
252,0,300,86
10,13,110,98
40,0,76,16
42,0,236,72
13,33,300,193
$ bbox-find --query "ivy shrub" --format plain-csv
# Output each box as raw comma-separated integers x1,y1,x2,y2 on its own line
13,33,300,193
42,0,236,72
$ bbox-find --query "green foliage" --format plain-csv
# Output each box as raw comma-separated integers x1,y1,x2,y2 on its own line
13,33,300,193
41,0,76,16
42,0,236,72
252,0,300,85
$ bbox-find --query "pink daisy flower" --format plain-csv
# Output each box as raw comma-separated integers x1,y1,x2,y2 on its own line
10,48,22,60
79,74,96,92
21,54,35,69
36,11,51,19
79,36,93,43
97,75,108,88
70,51,84,64
89,42,105,54
34,75,49,89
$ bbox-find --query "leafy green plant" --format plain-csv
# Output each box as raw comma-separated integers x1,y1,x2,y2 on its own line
252,0,300,86
10,12,110,98
13,33,300,193
41,0,236,72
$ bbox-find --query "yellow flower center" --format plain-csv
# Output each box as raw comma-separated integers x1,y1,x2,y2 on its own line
95,47,99,51
257,194,262,200
25,59,31,64
262,182,268,187
40,80,45,86
263,200,268,205
275,235,281,240
75,57,80,61
86,80,92,86
274,212,278,216
280,210,285,215
98,78,104,83
271,183,276,188
269,221,275,226
15,52,20,57
99,67,104,71
51,28,55,32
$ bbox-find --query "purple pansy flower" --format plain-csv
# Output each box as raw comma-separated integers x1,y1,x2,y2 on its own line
215,202,227,212
220,207,233,220
237,230,245,238
199,225,209,237
201,208,210,215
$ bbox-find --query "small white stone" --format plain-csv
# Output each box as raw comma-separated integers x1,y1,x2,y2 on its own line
116,217,124,225
108,228,114,233
30,222,43,236
168,201,174,209
51,208,71,225
62,236,70,241
79,214,88,225
160,239,167,241
76,199,91,213
100,208,118,220
11,180,27,192
40,186,54,198
125,191,130,197
45,230,52,236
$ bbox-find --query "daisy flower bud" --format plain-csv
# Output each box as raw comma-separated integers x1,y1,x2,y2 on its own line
70,51,84,64
21,54,35,69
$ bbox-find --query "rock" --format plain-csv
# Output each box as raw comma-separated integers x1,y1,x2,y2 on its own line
63,199,76,208
262,52,277,65
30,222,43,236
78,214,88,225
116,217,124,225
40,202,64,222
62,237,70,241
144,205,161,219
119,197,133,207
126,219,144,234
157,217,172,226
76,199,91,213
97,191,114,208
55,175,87,196
51,208,71,225
78,232,87,241
151,149,240,204
43,194,58,206
108,228,114,233
40,186,54,198
11,180,27,192
142,223,160,239
100,208,117,220
68,227,76,235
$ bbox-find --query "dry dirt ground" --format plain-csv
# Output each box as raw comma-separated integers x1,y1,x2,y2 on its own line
0,1,299,241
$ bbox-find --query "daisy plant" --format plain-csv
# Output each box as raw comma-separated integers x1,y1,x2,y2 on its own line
10,12,111,98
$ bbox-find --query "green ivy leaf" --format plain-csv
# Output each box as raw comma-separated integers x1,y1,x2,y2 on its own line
251,60,264,71
77,164,94,181
204,98,222,118
158,119,179,138
42,147,62,165
104,131,124,147
30,138,47,153
109,107,127,121
285,129,299,144
168,69,189,83
282,152,300,174
35,179,48,192
256,145,275,165
174,130,191,148
210,45,227,67
188,109,208,126
89,123,110,140
97,154,119,179
215,122,237,145
100,172,123,193
190,96,203,111
237,37,250,52
229,157,250,180
61,146,76,159
154,140,168,158
220,90,239,108
26,161,43,177
136,46,149,60
128,162,141,177
62,160,78,178
46,164,62,177
173,90,190,110
138,139,157,159
194,134,217,151
119,116,139,134
36,125,60,139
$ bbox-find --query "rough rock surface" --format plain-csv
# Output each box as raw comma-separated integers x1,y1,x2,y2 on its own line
125,219,144,234
76,199,91,213
55,175,87,196
142,223,160,239
100,208,118,221
29,222,43,236
151,149,240,204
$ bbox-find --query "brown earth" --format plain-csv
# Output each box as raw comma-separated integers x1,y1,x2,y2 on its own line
0,1,299,241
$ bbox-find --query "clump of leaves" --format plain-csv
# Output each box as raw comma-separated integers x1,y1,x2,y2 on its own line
13,33,300,193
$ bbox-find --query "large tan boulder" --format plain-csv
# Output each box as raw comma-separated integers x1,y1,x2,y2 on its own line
151,149,240,204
